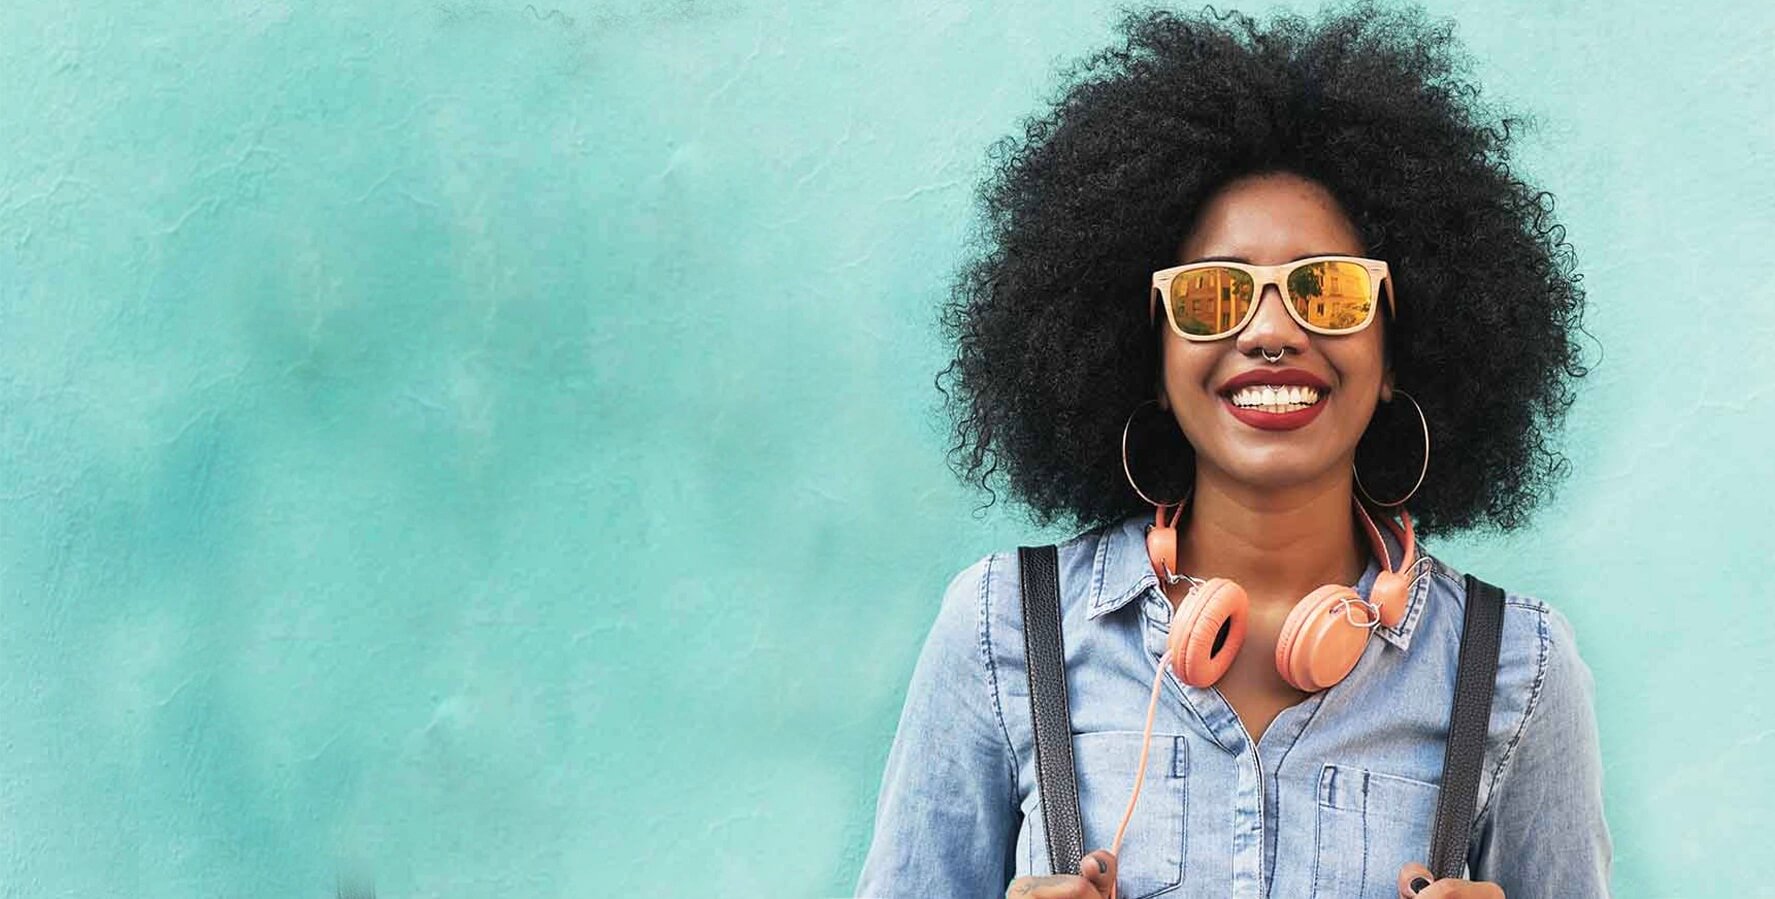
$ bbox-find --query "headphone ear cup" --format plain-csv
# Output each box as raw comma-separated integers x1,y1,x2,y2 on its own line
1275,584,1374,692
1167,577,1248,687
1371,570,1408,628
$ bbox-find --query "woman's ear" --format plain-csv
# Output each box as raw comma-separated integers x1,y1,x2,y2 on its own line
1379,368,1395,403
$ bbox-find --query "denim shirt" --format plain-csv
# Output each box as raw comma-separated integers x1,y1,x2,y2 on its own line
854,514,1611,898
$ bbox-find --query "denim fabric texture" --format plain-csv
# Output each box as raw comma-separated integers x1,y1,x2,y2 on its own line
854,514,1611,898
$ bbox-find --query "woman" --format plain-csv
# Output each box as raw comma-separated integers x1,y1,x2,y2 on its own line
854,3,1609,898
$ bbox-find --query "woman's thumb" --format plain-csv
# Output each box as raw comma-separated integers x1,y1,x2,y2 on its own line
1081,850,1118,896
1397,861,1435,897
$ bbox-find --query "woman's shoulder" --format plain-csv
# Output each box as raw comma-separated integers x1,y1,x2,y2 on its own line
1412,553,1606,856
1414,551,1591,668
1411,551,1600,777
937,517,1139,628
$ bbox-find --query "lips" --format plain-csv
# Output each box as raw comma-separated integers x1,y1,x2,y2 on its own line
1215,367,1332,432
1221,393,1327,430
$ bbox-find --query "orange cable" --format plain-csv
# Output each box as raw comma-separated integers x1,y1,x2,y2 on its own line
1106,648,1171,899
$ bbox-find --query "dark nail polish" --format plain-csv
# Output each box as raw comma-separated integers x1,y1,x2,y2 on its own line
1408,876,1431,894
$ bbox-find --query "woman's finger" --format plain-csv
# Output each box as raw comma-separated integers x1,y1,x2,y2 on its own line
1004,873,1100,898
1396,862,1507,898
1398,861,1435,897
1417,879,1506,898
1080,849,1118,896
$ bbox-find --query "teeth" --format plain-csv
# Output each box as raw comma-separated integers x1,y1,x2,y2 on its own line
1228,384,1322,410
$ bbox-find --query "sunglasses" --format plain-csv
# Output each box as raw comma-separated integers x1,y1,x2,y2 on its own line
1149,255,1396,340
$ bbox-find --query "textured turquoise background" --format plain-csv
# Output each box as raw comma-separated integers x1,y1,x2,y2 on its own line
1,1,1770,896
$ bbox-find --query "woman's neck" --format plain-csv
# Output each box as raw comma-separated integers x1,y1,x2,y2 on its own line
1174,470,1369,605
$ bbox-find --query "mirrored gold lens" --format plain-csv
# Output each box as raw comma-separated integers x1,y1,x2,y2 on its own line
1287,261,1372,331
1168,266,1254,337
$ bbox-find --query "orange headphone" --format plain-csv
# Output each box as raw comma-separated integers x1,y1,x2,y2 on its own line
1144,494,1417,691
1104,496,1418,898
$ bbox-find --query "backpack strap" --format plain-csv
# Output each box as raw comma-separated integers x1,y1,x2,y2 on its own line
1427,573,1507,880
1017,544,1087,875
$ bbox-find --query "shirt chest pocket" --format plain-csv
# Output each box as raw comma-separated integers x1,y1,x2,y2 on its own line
1022,731,1188,899
1312,764,1442,898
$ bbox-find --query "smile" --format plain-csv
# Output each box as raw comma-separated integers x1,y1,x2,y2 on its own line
1219,383,1328,431
1227,384,1321,412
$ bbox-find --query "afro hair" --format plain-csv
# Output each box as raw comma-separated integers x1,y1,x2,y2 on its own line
935,0,1592,536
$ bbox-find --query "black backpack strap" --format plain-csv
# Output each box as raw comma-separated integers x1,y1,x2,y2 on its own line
1427,573,1507,880
1017,544,1086,875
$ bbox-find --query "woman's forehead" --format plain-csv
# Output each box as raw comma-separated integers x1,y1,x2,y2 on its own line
1178,172,1365,263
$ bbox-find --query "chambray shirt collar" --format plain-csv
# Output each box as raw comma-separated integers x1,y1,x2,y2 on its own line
1084,513,1436,651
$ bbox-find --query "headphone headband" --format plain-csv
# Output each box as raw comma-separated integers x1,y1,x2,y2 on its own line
1352,496,1416,577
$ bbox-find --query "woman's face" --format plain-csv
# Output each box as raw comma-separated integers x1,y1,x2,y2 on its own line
1158,171,1392,492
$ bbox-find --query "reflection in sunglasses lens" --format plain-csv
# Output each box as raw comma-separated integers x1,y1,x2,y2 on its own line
1288,261,1372,331
1169,267,1254,337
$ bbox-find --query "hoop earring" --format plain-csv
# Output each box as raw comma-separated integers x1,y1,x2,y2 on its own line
1121,399,1192,509
1353,388,1430,508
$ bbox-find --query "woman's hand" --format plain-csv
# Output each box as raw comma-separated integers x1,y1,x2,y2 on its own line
1398,861,1506,898
1004,850,1117,898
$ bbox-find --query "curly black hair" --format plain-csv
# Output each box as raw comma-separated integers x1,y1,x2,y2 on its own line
934,0,1592,537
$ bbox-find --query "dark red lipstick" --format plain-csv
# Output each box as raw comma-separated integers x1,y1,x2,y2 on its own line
1216,368,1331,431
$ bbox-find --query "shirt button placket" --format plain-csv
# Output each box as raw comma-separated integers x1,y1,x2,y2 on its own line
1145,588,1269,898
1231,735,1265,898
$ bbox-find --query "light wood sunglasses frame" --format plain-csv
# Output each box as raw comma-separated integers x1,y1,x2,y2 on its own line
1148,255,1396,340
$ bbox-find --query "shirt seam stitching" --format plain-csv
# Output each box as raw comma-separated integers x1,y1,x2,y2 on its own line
1359,772,1371,891
979,550,1023,812
1089,526,1111,614
1470,599,1550,830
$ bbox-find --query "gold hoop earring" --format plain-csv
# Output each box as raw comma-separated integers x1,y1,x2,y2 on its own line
1353,388,1430,508
1121,399,1192,509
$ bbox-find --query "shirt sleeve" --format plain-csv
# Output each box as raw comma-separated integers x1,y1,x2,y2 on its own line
1469,604,1613,897
853,552,1022,898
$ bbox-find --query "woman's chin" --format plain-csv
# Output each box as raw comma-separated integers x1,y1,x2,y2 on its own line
1200,450,1344,494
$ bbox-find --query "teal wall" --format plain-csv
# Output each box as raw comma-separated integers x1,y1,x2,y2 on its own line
1,1,1770,896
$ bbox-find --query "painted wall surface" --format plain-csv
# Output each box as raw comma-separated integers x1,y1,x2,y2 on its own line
1,1,1770,896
